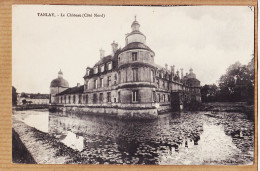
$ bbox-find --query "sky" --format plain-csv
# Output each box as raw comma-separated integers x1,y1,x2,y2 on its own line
12,5,254,94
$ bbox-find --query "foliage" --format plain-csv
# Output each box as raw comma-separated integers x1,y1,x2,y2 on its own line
201,84,218,102
201,57,254,104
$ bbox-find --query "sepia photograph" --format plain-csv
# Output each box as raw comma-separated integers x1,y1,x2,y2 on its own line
12,5,255,165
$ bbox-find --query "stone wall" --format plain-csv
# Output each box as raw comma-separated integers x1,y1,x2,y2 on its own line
118,49,154,67
50,105,158,120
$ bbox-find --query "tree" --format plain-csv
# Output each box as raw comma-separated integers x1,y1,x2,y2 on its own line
201,84,218,102
12,86,17,106
201,57,254,104
218,59,254,103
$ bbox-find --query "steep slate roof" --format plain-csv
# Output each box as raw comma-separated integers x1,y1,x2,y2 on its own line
94,55,113,67
57,85,84,96
121,42,154,53
50,78,69,87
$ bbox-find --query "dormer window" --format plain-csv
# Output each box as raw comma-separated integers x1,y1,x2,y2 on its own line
94,67,98,74
108,62,112,70
132,52,137,61
86,69,90,76
101,65,105,72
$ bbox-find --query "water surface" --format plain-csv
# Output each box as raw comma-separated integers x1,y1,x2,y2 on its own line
12,110,254,165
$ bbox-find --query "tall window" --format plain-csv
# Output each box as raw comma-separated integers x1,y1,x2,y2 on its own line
132,90,138,102
163,81,165,88
158,94,160,102
163,94,166,102
107,92,111,102
93,94,97,104
118,71,121,83
65,96,66,104
99,93,103,103
168,94,170,102
100,78,103,88
153,91,156,102
61,97,63,103
118,91,120,103
85,95,88,104
94,79,97,89
79,95,82,104
133,68,138,82
108,62,112,70
73,95,76,104
151,70,155,82
132,52,137,61
114,74,117,85
156,79,159,88
107,76,111,86
83,94,85,103
69,96,71,103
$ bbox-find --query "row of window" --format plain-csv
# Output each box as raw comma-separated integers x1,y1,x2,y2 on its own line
86,74,117,90
86,62,113,76
154,93,171,103
118,52,154,62
58,91,171,104
156,79,169,89
59,92,112,104
118,52,138,62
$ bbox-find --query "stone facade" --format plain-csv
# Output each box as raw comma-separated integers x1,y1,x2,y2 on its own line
50,18,201,119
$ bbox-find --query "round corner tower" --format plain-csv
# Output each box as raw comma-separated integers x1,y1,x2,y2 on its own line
117,17,157,109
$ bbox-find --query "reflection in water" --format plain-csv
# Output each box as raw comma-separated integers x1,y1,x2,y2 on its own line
60,131,84,152
157,124,240,165
13,110,49,133
12,110,254,165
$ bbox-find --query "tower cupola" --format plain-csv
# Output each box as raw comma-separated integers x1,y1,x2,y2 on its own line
125,16,146,45
131,16,140,31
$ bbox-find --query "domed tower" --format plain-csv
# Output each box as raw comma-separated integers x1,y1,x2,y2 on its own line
117,17,156,108
50,70,69,104
125,16,146,45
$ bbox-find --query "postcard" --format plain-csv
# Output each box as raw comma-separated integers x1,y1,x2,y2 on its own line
12,5,255,165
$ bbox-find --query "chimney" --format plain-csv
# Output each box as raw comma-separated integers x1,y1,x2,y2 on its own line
171,65,175,74
77,83,80,87
180,68,183,79
165,64,168,70
100,49,105,59
111,41,118,56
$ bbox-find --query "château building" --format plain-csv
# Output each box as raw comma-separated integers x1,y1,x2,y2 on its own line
50,17,201,119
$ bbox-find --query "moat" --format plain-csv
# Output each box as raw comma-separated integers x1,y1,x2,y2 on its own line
12,109,254,165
